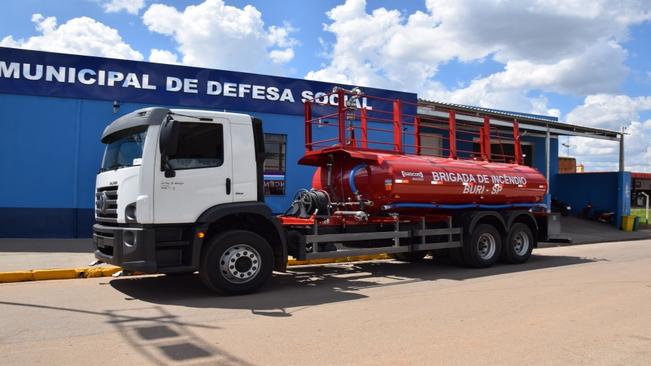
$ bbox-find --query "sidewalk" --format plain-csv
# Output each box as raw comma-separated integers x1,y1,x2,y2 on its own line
0,238,97,272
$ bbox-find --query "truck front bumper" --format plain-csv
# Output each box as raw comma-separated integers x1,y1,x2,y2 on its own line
93,224,158,273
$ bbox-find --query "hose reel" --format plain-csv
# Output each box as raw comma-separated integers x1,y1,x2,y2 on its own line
285,189,330,218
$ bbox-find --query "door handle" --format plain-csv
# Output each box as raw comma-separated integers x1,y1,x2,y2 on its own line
226,178,231,195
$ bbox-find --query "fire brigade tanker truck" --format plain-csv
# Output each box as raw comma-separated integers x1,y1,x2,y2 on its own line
93,88,552,294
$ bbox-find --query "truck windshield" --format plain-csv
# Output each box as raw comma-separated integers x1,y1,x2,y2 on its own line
100,127,147,172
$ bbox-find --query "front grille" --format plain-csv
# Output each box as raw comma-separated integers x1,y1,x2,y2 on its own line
96,186,118,223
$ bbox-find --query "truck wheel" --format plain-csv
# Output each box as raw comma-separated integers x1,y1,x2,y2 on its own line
463,224,502,268
199,230,274,295
502,223,534,264
390,251,427,262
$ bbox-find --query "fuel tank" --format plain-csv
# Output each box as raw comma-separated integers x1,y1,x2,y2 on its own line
301,147,547,214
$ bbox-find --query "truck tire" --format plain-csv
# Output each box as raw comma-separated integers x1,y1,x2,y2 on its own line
462,223,502,268
502,223,534,264
199,230,274,295
390,251,427,262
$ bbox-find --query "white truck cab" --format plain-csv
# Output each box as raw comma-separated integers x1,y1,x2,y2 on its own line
93,108,286,294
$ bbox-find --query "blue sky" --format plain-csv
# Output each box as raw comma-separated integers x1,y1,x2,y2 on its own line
1,0,650,171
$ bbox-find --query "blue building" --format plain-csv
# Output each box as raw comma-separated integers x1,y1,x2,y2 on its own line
0,47,628,238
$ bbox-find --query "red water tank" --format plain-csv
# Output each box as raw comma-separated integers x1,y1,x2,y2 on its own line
303,147,547,214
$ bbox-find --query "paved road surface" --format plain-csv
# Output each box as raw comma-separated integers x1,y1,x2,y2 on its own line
1,240,650,365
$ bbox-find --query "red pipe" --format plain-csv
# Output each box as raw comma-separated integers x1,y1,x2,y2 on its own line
449,110,457,159
304,102,312,153
482,116,490,161
393,99,402,152
337,89,346,146
513,119,522,165
414,116,421,155
361,108,368,148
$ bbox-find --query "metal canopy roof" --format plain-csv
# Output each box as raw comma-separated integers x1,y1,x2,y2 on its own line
417,99,621,141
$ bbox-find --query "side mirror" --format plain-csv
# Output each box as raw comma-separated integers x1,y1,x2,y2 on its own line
160,115,180,177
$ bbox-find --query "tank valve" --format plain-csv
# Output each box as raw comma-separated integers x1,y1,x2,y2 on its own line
334,211,368,221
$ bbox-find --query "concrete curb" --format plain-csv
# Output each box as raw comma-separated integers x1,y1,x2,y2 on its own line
0,254,392,284
0,266,122,284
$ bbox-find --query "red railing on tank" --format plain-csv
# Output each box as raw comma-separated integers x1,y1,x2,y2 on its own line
303,88,523,165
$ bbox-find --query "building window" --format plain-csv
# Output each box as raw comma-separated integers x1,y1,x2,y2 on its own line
419,133,442,157
263,134,286,195
168,123,224,170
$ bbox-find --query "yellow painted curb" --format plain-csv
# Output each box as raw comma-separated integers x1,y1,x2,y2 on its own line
0,265,122,284
0,271,33,283
0,254,392,284
32,269,80,281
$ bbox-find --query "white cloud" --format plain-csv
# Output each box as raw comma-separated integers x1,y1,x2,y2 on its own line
307,0,650,112
148,48,179,64
102,0,146,15
566,95,651,171
142,0,298,73
567,94,651,130
269,48,294,64
0,13,143,60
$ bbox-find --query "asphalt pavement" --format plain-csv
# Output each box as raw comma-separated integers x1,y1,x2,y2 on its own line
1,240,650,365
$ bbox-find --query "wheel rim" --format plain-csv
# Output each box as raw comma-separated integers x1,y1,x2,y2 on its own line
477,232,496,260
219,244,261,284
512,231,530,256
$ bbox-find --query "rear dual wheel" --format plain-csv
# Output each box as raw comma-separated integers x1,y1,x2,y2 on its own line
501,223,534,264
460,224,502,268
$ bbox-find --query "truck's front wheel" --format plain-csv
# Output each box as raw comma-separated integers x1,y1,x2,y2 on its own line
200,230,274,295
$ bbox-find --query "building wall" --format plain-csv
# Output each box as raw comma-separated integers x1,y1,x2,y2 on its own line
0,95,160,237
526,135,559,195
555,172,631,227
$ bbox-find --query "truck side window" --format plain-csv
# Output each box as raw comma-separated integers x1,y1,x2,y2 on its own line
263,133,286,195
168,122,224,170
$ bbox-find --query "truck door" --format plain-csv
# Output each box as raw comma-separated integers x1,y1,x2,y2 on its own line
154,117,233,224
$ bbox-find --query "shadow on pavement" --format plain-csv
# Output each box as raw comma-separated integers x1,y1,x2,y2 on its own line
0,301,252,365
110,253,602,315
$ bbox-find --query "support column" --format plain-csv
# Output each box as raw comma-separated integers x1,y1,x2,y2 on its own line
619,128,625,172
545,126,551,213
